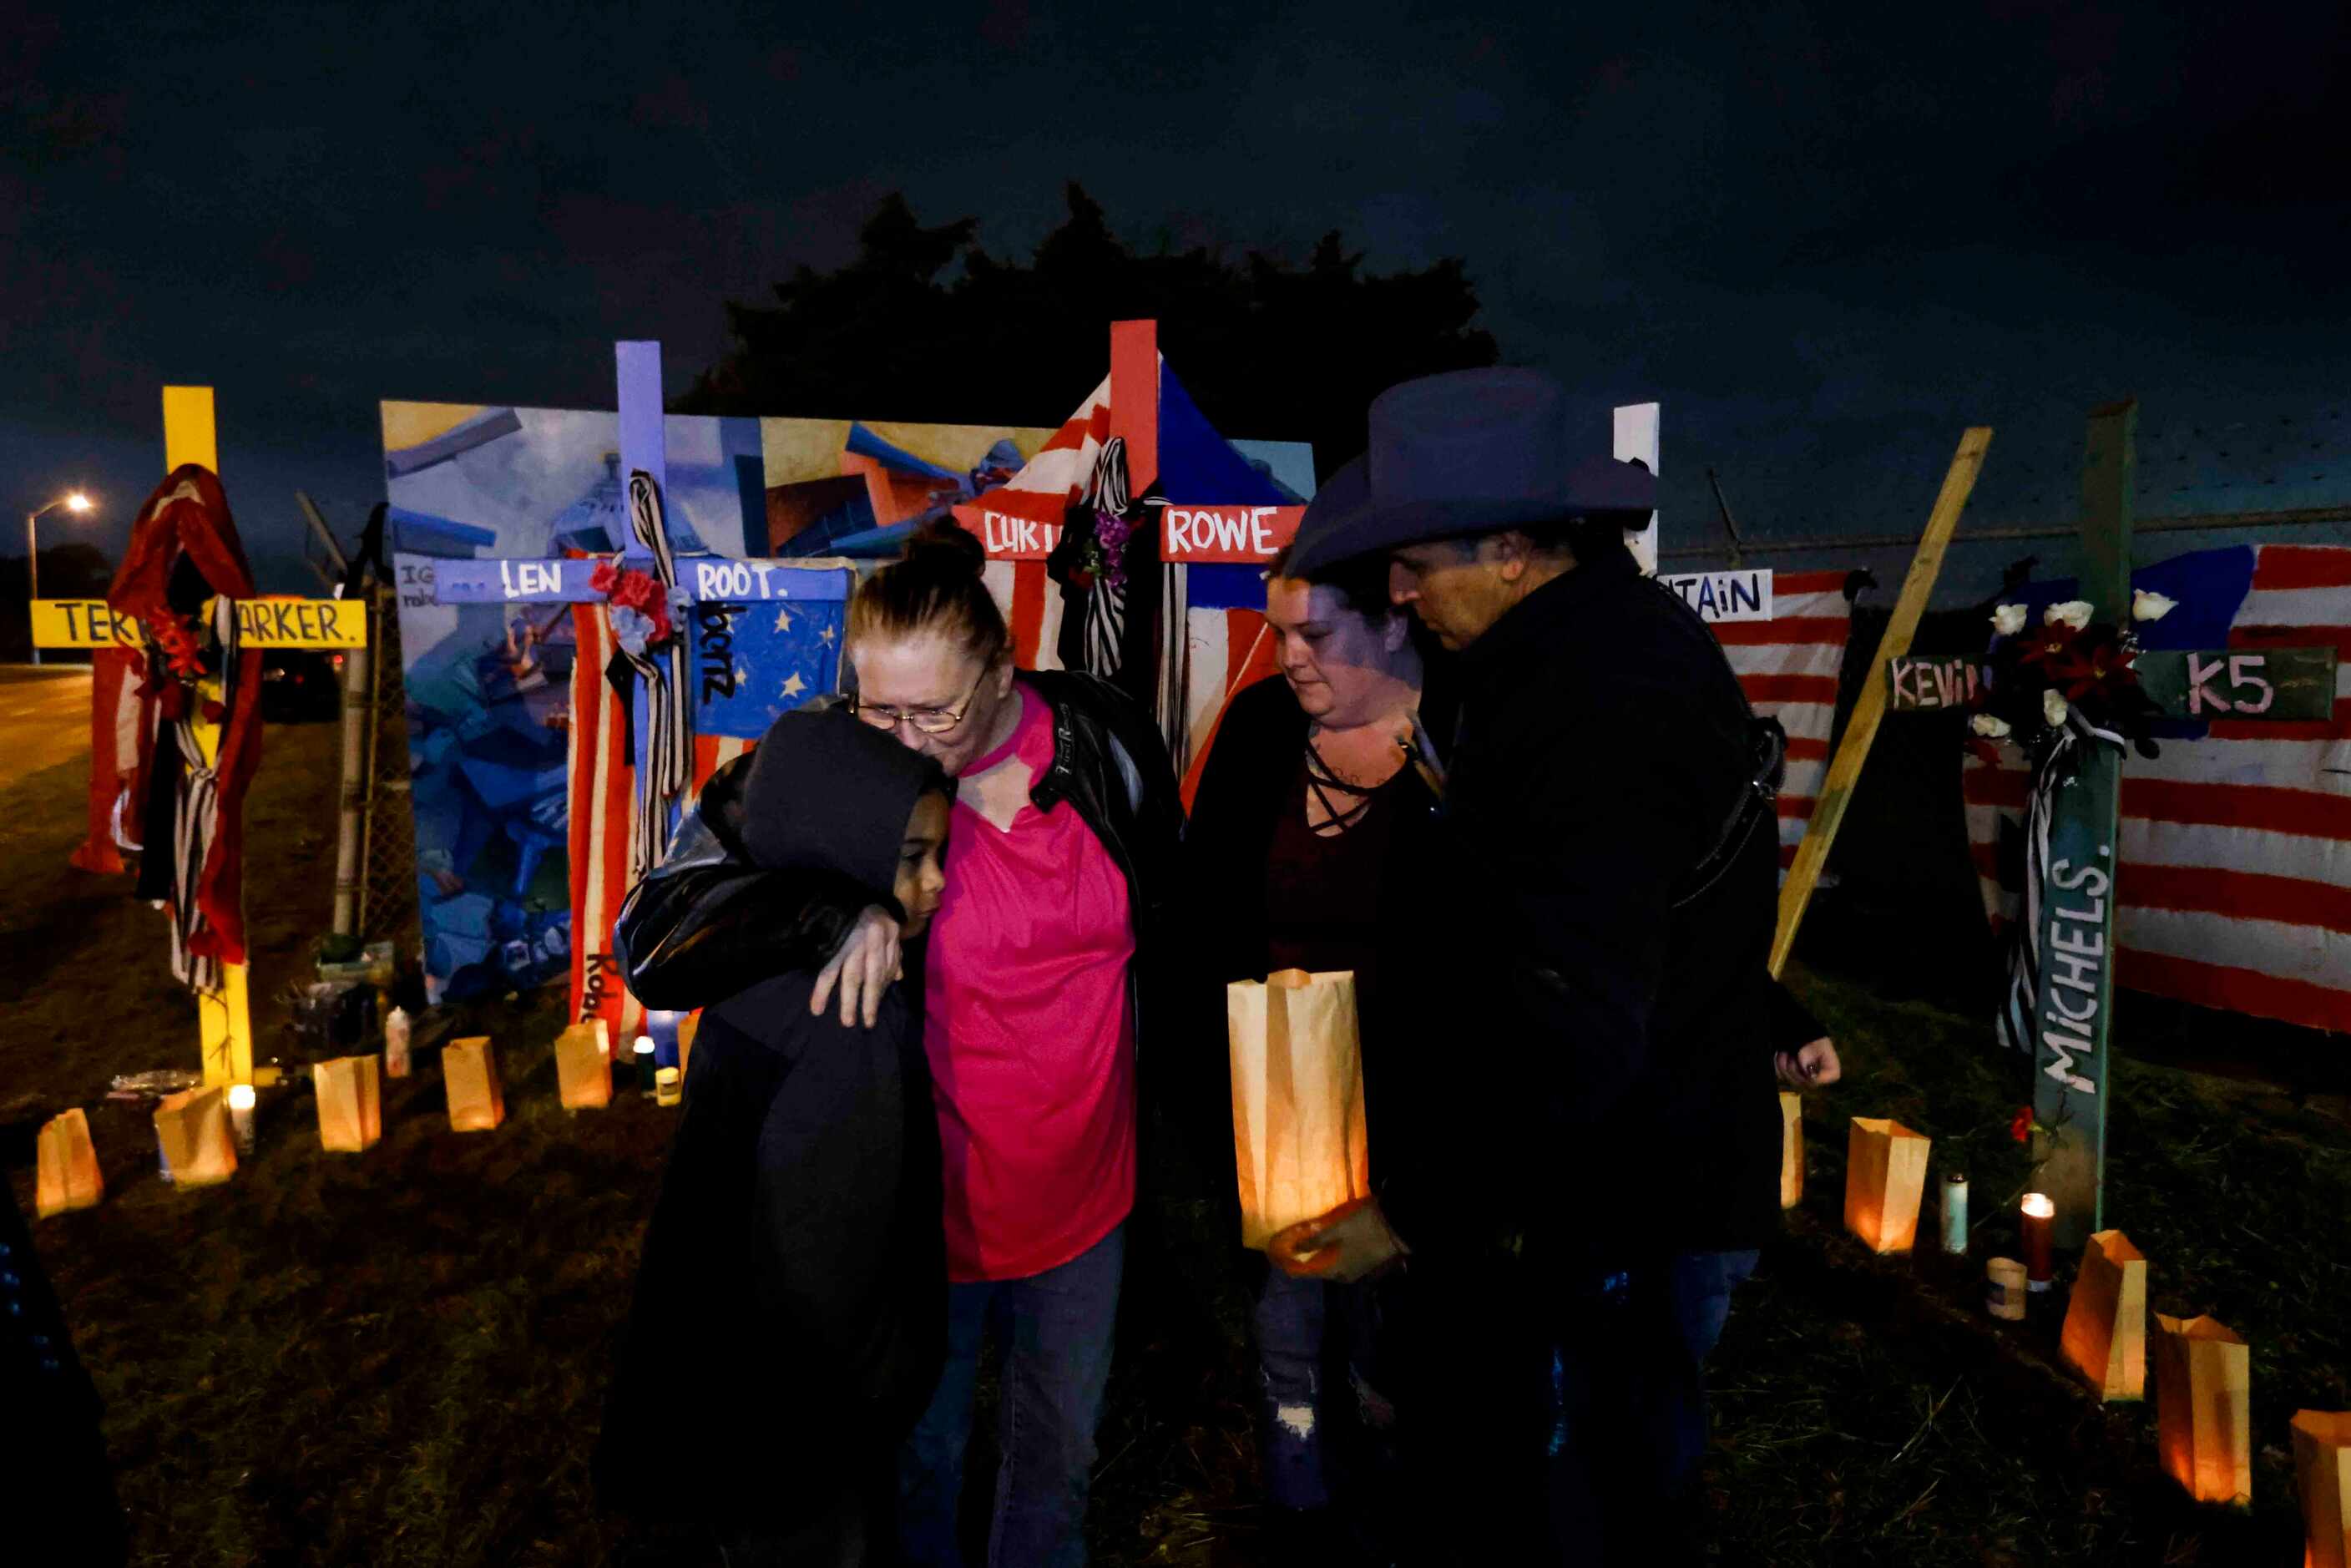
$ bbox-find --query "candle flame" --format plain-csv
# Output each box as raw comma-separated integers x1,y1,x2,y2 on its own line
227,1084,257,1110
632,1036,655,1056
2021,1192,2055,1219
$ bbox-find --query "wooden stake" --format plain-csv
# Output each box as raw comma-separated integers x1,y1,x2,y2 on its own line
1770,426,1992,977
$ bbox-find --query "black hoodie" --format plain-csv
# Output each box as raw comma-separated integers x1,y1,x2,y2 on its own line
594,710,949,1528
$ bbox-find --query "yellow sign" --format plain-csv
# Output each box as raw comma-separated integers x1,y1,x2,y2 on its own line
31,597,367,650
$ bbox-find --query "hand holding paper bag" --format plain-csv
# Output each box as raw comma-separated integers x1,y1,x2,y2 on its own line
1270,1196,1408,1282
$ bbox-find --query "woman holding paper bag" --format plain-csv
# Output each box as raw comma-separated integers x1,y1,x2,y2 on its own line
1186,544,1452,1553
596,709,952,1563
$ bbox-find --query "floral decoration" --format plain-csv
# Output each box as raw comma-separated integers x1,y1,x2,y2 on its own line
589,559,675,655
1964,597,2166,769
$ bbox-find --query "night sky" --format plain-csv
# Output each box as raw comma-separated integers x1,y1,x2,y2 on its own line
8,0,2348,598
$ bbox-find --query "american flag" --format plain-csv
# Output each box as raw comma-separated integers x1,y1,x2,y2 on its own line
1707,569,1856,869
1963,543,2351,1033
971,373,1109,676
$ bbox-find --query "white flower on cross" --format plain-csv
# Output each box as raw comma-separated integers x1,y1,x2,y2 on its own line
2044,600,2094,630
2043,689,2070,727
2131,589,2177,622
1990,604,2029,636
1970,713,2012,738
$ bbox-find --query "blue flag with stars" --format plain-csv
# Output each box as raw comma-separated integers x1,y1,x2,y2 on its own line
686,583,848,739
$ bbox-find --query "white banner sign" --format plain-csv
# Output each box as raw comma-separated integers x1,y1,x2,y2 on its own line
1659,568,1773,623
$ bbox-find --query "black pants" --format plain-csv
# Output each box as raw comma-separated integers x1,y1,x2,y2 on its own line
1386,1256,1704,1566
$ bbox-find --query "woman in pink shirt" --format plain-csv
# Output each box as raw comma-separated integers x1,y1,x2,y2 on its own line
619,523,1181,1568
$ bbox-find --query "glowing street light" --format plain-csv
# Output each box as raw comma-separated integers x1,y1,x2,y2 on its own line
26,490,96,667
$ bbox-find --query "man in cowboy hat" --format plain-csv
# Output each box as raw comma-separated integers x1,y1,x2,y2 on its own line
1275,367,1787,1562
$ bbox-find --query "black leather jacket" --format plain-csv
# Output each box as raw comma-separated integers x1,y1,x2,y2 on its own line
613,670,1183,1055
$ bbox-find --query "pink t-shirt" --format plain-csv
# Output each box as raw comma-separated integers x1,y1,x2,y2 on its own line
923,685,1137,1282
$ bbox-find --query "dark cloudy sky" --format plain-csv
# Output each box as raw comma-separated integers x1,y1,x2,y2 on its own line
8,0,2348,598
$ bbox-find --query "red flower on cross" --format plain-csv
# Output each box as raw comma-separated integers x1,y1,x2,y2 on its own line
589,558,673,646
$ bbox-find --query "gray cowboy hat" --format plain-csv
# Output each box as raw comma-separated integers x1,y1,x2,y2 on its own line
1285,367,1655,576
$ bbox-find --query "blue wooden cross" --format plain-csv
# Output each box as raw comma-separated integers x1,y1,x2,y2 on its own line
428,341,852,1065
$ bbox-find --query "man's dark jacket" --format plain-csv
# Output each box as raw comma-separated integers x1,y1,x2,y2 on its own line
1433,546,1782,1282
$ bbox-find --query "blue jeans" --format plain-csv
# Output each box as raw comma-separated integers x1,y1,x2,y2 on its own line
1661,1248,1759,1487
1393,1247,1759,1563
897,1224,1125,1568
1253,1266,1330,1510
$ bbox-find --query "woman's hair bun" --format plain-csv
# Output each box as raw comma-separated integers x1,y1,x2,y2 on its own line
902,519,987,579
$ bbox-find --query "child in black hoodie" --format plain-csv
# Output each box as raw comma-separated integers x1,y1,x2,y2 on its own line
596,707,951,1566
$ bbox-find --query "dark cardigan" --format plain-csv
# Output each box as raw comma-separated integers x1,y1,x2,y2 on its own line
1180,672,1458,1239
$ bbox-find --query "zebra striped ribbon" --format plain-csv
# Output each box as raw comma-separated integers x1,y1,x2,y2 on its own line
623,471,693,885
165,594,243,995
1079,438,1133,679
1994,709,2125,1056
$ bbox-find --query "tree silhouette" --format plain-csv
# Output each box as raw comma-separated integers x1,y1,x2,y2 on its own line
680,185,1499,481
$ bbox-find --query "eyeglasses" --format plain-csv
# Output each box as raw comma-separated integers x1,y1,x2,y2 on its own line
847,665,990,736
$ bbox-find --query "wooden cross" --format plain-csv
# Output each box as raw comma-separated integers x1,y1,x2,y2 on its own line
424,340,851,1068
33,387,375,1089
1883,401,2337,1249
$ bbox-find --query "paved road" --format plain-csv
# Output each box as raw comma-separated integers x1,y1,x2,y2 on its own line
0,665,93,791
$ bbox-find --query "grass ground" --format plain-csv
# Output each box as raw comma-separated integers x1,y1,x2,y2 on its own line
3,726,2343,1565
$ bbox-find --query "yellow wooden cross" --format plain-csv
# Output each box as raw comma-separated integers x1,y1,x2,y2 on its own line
160,388,257,1087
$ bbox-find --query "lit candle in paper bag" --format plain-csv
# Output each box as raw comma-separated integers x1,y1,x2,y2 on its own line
154,1086,238,1187
2292,1409,2351,1568
1227,969,1371,1251
2020,1192,2055,1290
676,1009,700,1084
554,1021,614,1110
33,1109,104,1218
2154,1313,2252,1507
315,1055,382,1152
442,1036,506,1132
1843,1118,1930,1253
2059,1230,2146,1400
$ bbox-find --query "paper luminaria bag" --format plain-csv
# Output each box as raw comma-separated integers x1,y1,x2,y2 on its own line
1843,1117,1931,1253
443,1037,506,1132
1779,1092,1802,1209
2293,1410,2351,1568
154,1086,238,1187
315,1055,382,1152
2154,1313,2252,1507
553,1020,613,1110
34,1108,104,1217
1227,969,1372,1251
2060,1230,2147,1401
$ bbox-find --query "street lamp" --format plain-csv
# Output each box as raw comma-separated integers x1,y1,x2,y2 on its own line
27,491,94,668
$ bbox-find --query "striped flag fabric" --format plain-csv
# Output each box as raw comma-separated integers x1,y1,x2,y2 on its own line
1708,569,1856,870
567,604,645,1040
983,559,1068,674
1963,543,2350,1033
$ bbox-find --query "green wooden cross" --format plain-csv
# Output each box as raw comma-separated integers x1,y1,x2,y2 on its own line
1885,401,2338,1249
